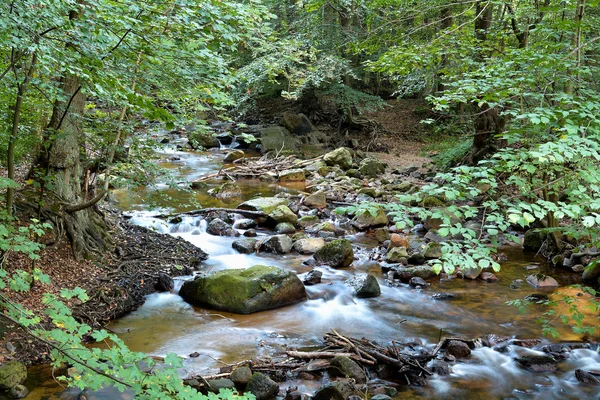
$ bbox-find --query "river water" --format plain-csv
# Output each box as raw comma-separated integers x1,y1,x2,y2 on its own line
11,144,600,399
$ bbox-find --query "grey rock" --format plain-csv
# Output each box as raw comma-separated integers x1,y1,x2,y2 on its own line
230,366,252,386
345,274,381,298
303,270,323,285
516,355,558,372
445,340,471,358
293,238,325,255
246,372,279,400
275,222,296,234
314,239,354,268
261,235,293,254
329,356,366,383
232,239,258,254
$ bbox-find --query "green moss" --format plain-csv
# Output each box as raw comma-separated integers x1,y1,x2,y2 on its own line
314,239,354,268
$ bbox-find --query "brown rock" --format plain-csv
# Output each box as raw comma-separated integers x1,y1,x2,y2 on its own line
388,233,410,250
480,272,498,282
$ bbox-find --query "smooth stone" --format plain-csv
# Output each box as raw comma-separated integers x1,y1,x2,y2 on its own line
329,356,366,383
423,242,443,259
261,235,293,254
232,238,258,254
207,218,238,237
275,222,296,234
516,355,558,372
0,361,27,390
345,274,381,298
279,169,306,182
268,205,298,225
230,366,252,386
293,238,325,255
386,246,408,263
233,219,257,229
207,379,235,393
304,190,327,208
445,340,471,358
246,372,279,400
314,239,354,268
323,147,353,170
238,197,289,214
409,277,427,288
224,150,245,162
303,270,323,285
480,272,498,282
298,215,319,228
8,384,28,399
351,208,389,231
388,233,410,250
526,274,559,288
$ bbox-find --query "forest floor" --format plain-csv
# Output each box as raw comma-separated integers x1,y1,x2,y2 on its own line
0,98,434,365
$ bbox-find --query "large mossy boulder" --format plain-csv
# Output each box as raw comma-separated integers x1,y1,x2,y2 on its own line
358,158,386,178
323,147,353,170
281,112,314,135
314,239,354,268
0,361,27,390
238,197,289,214
351,208,389,231
257,126,301,154
386,246,408,263
179,265,306,314
189,131,220,149
268,205,298,225
523,229,544,252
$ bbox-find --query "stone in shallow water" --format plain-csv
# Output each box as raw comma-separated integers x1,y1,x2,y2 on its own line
232,238,258,254
526,274,559,288
246,372,279,400
445,340,471,358
238,197,289,214
0,361,27,390
314,239,354,268
230,366,252,387
293,238,325,255
516,355,558,372
345,274,381,298
329,356,366,383
261,235,293,254
179,265,306,314
303,269,323,285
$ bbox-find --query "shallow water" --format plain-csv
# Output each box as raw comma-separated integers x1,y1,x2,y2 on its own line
10,146,600,400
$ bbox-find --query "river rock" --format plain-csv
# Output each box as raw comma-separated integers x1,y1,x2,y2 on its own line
582,262,600,283
231,366,253,387
8,384,28,399
304,190,327,208
523,229,544,251
329,356,366,383
258,126,301,154
313,380,356,400
407,252,425,265
445,340,471,358
423,208,460,231
190,131,220,149
224,150,245,162
279,169,305,182
359,158,386,177
298,215,319,228
480,272,498,282
212,182,242,201
314,239,354,268
261,235,293,254
429,360,451,376
156,272,174,292
370,395,392,400
246,372,279,400
179,265,306,314
275,222,296,234
0,361,27,390
268,205,298,225
575,369,600,385
526,274,559,288
323,147,353,170
386,246,408,263
207,379,235,393
351,208,389,231
207,218,238,237
293,238,325,254
388,266,437,282
422,196,445,207
516,355,558,372
281,112,314,135
423,242,443,259
244,229,257,237
233,218,257,229
409,277,427,288
345,274,381,298
388,233,410,250
303,269,323,285
238,197,289,214
216,132,233,145
232,238,258,254
307,221,339,235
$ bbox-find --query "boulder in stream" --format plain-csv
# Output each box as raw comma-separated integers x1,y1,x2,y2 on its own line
351,208,389,231
232,238,258,254
233,218,257,229
275,222,296,234
261,235,293,254
314,239,354,268
386,246,408,263
323,147,353,170
224,150,245,162
526,274,559,288
293,238,325,254
303,190,327,209
345,274,381,298
303,269,323,285
0,361,27,390
246,372,279,400
313,380,357,400
206,218,239,237
8,384,28,399
575,369,600,385
329,356,366,383
238,197,289,214
281,112,314,135
268,205,298,225
230,366,253,387
516,355,558,372
179,265,306,314
445,340,471,358
211,182,242,201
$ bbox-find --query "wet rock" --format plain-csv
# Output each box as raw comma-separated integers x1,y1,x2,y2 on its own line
212,182,242,201
512,339,542,348
8,384,28,399
246,372,279,400
374,228,390,243
446,340,471,358
0,361,27,390
429,360,451,376
461,267,482,280
516,355,558,372
388,233,410,250
261,235,293,254
179,265,306,314
386,246,408,263
244,229,257,237
480,272,498,282
207,218,239,237
423,242,442,259
304,160,328,174
230,366,252,387
217,132,234,145
575,369,600,385
284,391,302,400
409,277,427,288
258,126,301,154
281,112,314,135
358,158,386,178
389,266,437,282
345,274,381,298
526,274,559,288
431,292,457,300
156,272,174,292
275,222,296,234
423,208,460,231
304,190,327,209
224,150,245,162
314,239,354,268
307,222,339,235
279,169,306,183
238,197,289,214
234,218,258,229
207,379,235,393
323,147,353,170
232,238,258,254
329,356,366,383
268,205,298,225
524,293,549,302
351,208,389,231
407,252,425,265
303,269,323,285
313,380,356,400
582,262,600,283
297,215,319,228
190,132,220,149
422,196,445,207
370,395,392,400
293,238,325,255
523,229,544,251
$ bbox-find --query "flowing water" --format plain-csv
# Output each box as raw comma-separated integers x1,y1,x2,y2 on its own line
10,143,600,399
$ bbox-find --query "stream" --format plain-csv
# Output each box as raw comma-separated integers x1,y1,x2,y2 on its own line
12,140,600,399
